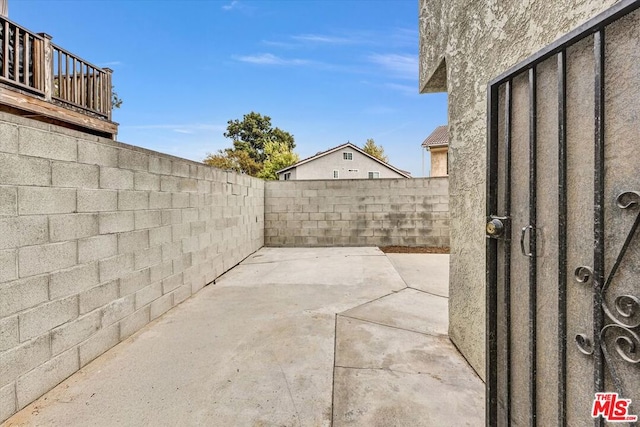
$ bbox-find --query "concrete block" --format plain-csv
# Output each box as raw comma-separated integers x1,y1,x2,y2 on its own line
160,176,179,192
118,150,148,172
16,347,79,410
134,246,162,270
0,249,17,283
50,310,100,355
0,382,15,423
52,162,99,188
119,268,151,297
49,213,99,243
77,189,117,212
179,178,197,192
0,316,19,352
161,209,182,226
172,223,190,242
0,186,17,216
78,323,119,367
181,208,198,223
149,226,172,247
79,280,118,314
150,261,173,283
0,335,50,387
78,234,117,264
150,293,173,320
172,192,190,208
78,140,118,167
161,241,182,262
149,191,171,209
118,230,149,254
99,253,134,282
118,190,149,211
0,275,48,317
134,210,161,230
0,121,18,153
19,127,77,161
49,262,99,300
99,167,134,190
171,161,189,177
101,294,135,327
19,296,78,341
134,171,160,191
149,156,171,175
171,284,191,305
135,282,162,309
99,211,134,234
18,241,76,278
162,273,183,294
120,306,150,339
18,187,76,215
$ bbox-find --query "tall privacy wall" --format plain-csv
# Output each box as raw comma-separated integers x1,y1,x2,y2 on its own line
0,113,264,422
265,178,448,247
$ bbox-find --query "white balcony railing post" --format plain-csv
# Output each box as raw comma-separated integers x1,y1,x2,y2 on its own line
37,32,52,101
103,67,112,121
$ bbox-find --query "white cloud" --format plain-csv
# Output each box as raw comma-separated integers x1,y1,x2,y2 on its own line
367,53,417,80
121,123,226,133
233,53,311,66
222,1,238,11
291,34,359,45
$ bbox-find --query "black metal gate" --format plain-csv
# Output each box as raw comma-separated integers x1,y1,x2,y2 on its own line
486,1,640,425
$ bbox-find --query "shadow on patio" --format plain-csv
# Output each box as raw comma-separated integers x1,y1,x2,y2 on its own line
3,247,483,427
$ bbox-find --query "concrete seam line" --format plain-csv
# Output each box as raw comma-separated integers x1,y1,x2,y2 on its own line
338,314,448,339
405,286,449,299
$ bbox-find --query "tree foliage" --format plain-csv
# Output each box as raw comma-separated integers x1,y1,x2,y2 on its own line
258,141,300,180
362,138,388,163
204,112,298,179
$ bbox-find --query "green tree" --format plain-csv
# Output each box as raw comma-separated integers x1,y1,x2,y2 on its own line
203,148,262,176
224,112,295,163
204,112,298,179
258,140,300,180
362,138,388,162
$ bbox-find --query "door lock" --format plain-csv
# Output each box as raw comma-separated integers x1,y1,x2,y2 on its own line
486,218,505,237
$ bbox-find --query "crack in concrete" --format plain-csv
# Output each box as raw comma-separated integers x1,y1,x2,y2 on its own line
334,365,441,377
271,350,302,427
406,285,448,299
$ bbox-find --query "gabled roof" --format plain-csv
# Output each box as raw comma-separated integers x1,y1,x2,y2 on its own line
422,125,448,148
277,142,411,178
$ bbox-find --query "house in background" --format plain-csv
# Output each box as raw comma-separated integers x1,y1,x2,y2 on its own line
422,125,448,177
277,142,411,180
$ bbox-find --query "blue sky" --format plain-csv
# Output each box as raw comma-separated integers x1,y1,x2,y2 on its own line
10,0,447,176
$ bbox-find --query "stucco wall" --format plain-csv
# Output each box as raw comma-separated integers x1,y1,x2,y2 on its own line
280,148,407,180
419,0,619,379
0,112,264,423
265,178,449,247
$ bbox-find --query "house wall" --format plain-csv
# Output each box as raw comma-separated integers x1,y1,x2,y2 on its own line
265,178,448,247
0,112,264,423
429,146,448,177
280,149,407,180
419,0,618,379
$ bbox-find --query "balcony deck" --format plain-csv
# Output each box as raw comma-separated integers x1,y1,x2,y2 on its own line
0,15,118,138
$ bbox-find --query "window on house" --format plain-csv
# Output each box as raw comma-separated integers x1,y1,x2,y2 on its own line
343,152,353,160
368,171,380,179
284,173,291,180
333,170,339,179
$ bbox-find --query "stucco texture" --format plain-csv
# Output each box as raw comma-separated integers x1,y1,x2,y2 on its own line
419,0,618,379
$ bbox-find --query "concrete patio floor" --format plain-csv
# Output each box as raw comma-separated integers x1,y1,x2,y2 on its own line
2,247,484,427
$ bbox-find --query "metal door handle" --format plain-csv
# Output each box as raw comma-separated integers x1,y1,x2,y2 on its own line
520,225,533,257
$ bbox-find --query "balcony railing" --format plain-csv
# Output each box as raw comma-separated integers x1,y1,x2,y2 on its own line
0,15,114,126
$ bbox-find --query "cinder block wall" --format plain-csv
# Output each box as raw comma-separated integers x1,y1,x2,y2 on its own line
264,178,449,247
0,113,264,422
